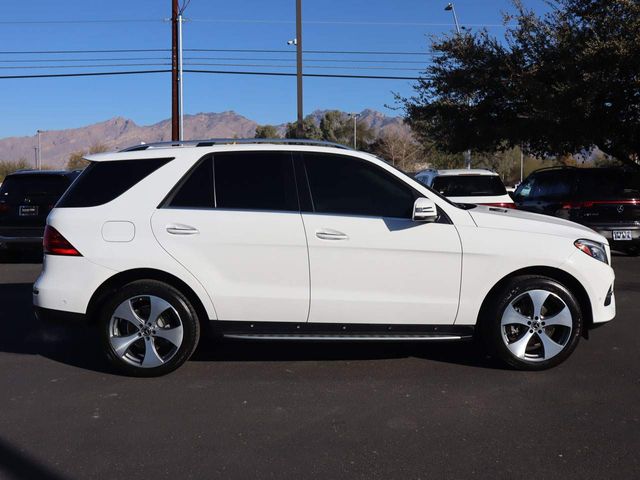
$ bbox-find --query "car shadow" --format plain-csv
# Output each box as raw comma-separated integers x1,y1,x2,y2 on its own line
0,249,43,264
0,282,504,374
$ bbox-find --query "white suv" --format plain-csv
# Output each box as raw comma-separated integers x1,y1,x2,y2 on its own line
415,168,515,208
33,140,615,376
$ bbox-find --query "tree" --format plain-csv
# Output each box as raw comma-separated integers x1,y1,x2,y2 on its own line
254,125,280,139
66,143,109,170
370,127,423,171
0,159,29,183
285,115,322,140
401,0,640,168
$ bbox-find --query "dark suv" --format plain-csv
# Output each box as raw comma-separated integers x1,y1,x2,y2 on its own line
0,170,80,252
514,167,640,255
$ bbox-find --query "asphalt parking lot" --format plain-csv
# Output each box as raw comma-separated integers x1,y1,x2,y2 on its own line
0,254,638,480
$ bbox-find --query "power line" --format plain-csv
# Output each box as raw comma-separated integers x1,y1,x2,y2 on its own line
0,63,170,69
0,68,424,81
0,48,438,56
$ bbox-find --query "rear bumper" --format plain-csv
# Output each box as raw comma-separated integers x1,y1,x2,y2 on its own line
0,227,44,246
590,225,640,251
33,305,86,323
0,235,43,246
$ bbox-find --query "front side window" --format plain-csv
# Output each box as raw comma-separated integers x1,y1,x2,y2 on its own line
303,153,416,218
214,151,298,211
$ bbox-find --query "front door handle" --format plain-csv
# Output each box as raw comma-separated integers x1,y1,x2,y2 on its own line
316,229,349,241
166,224,200,235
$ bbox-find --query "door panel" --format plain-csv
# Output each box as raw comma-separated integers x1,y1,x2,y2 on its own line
302,214,462,324
152,209,309,322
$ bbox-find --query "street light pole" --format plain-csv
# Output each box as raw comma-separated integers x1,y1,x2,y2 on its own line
445,3,470,168
295,0,304,138
445,3,461,34
36,130,42,170
350,113,359,149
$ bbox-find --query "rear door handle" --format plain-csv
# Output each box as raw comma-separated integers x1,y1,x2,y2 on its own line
166,224,199,235
315,229,349,241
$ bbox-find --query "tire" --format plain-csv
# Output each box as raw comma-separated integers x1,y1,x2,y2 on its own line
479,275,582,370
99,280,200,377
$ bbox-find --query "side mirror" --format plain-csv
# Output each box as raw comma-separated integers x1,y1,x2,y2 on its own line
413,197,438,222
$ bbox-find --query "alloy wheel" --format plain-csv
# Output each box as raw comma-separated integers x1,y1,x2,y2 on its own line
108,295,184,368
500,289,573,362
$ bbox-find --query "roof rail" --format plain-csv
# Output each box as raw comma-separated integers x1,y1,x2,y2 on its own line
119,138,352,152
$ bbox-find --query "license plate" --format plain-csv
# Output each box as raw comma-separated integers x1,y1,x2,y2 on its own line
613,230,632,241
19,205,38,216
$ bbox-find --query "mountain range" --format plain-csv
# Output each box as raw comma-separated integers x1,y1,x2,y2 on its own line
0,109,407,169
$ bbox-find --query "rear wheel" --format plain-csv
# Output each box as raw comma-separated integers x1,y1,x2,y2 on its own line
99,280,200,377
480,275,582,370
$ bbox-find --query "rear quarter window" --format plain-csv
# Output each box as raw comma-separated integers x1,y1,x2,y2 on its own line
57,158,172,208
432,175,507,196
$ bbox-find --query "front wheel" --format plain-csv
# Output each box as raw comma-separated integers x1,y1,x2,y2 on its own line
480,275,583,370
99,280,200,377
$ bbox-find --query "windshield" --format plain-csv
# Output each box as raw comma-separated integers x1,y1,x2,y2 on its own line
432,175,507,197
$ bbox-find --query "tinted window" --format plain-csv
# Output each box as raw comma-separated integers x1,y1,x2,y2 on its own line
57,158,171,208
0,175,70,202
214,151,298,211
304,153,415,218
168,157,214,208
431,175,506,196
517,172,573,201
576,169,640,200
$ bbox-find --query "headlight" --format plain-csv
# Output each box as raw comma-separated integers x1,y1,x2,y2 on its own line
574,239,608,264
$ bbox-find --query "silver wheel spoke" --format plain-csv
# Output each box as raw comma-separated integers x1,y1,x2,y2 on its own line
539,331,565,359
153,325,184,348
543,306,572,328
528,290,550,318
141,339,164,368
501,304,530,327
148,296,173,325
506,331,535,359
111,333,140,357
112,300,144,328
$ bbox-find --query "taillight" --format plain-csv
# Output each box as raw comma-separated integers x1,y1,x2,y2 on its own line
561,201,593,209
482,202,517,209
43,225,82,256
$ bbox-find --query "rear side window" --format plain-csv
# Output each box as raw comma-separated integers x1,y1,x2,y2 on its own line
214,151,298,211
432,175,506,196
516,172,573,201
303,153,416,218
57,158,172,208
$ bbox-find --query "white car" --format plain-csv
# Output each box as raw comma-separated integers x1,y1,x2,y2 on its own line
415,168,515,208
33,140,615,376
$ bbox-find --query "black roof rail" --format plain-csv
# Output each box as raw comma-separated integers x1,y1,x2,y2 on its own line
119,138,353,152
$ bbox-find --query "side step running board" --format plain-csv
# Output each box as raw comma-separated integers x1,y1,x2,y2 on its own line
223,333,472,342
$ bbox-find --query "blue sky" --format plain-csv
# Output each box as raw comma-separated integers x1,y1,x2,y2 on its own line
1,0,547,138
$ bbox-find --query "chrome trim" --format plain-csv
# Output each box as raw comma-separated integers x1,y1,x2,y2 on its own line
224,334,470,341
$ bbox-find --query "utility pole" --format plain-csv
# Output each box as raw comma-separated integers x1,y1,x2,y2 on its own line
171,0,179,141
295,0,304,138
